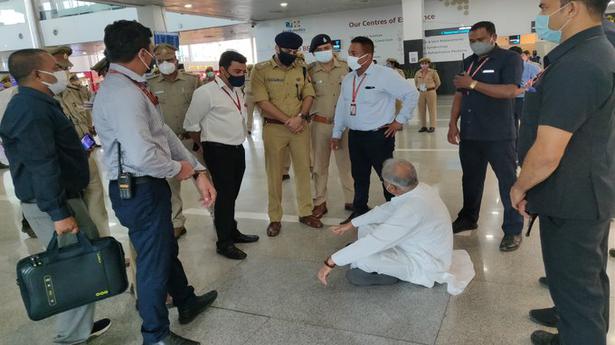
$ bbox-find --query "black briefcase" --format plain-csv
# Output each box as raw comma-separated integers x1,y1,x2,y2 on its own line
16,232,128,321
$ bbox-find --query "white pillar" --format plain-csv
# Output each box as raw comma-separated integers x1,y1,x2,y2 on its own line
137,5,168,32
401,0,425,66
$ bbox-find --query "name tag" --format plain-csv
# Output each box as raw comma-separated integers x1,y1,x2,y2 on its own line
266,78,284,82
483,70,495,74
365,86,375,89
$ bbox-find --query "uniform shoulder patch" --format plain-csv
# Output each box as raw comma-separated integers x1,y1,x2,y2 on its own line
255,61,271,71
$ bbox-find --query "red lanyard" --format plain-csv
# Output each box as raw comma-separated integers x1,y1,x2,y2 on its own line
466,58,491,78
108,70,159,106
221,87,242,113
352,74,368,103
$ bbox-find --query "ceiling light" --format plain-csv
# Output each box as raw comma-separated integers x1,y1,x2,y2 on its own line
184,4,192,8
280,2,288,7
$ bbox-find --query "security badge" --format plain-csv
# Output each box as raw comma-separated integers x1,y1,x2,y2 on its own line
350,103,357,116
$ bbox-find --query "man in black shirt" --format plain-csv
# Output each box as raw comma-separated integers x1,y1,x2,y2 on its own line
512,1,615,344
0,49,111,344
449,21,524,251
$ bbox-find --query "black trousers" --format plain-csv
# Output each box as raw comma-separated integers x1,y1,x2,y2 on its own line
348,128,394,213
514,97,524,135
203,142,245,249
458,140,523,235
540,216,610,345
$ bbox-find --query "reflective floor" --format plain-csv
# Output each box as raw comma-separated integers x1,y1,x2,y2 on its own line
1,96,614,345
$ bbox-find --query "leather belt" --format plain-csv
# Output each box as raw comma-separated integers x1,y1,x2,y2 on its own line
263,118,285,125
110,176,161,185
204,141,243,149
312,115,333,125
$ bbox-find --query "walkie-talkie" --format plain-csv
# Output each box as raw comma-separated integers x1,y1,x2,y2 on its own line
117,142,134,200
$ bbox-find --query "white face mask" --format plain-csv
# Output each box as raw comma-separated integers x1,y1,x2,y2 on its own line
314,50,333,63
347,54,367,70
158,61,177,75
38,70,69,95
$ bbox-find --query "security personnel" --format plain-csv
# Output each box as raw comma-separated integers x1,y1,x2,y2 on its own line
91,57,110,77
47,46,111,238
249,31,323,237
448,21,524,252
512,1,615,344
148,43,202,239
308,34,354,218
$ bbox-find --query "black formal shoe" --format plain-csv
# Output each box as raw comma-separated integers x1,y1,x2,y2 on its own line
539,276,549,288
282,174,290,181
88,318,111,340
146,331,200,345
0,162,8,169
529,307,559,328
178,290,218,325
21,218,37,238
452,217,478,234
418,127,428,133
427,127,435,133
233,233,259,243
340,210,366,225
217,244,247,260
610,248,615,258
531,330,560,345
499,234,522,252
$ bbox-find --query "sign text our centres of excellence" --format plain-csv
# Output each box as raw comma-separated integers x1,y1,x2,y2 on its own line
349,17,404,28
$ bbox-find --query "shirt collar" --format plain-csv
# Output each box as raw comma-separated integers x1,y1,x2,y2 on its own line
355,61,376,77
17,86,58,105
154,71,186,83
390,183,424,204
313,57,342,73
214,75,235,91
108,63,147,83
544,26,605,67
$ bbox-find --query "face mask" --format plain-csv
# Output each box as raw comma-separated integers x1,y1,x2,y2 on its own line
535,3,572,44
38,70,69,95
470,41,495,56
278,51,297,66
227,74,246,88
206,71,215,78
138,49,155,72
314,50,333,63
420,64,429,69
158,61,176,75
347,54,367,70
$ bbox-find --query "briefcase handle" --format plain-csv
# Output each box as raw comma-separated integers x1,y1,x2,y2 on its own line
46,231,95,261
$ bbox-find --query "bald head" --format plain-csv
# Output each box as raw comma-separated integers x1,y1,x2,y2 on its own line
8,49,51,84
382,158,418,194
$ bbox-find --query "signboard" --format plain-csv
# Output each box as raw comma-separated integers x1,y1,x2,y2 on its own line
424,27,472,63
154,32,180,48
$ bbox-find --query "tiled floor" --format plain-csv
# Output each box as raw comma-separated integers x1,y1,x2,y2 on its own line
1,96,614,345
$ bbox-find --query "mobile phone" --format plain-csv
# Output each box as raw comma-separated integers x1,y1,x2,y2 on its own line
81,133,96,151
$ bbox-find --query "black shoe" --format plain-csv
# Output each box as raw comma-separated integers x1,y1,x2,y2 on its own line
282,174,290,181
418,127,428,133
217,244,247,260
21,218,37,238
610,249,615,258
340,210,367,225
427,127,435,133
538,276,549,288
89,318,111,340
146,331,200,345
529,307,558,328
233,233,259,243
531,330,560,345
0,162,8,169
452,217,478,234
499,234,522,252
178,290,218,325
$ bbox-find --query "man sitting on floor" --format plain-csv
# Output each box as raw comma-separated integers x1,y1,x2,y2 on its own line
317,158,475,295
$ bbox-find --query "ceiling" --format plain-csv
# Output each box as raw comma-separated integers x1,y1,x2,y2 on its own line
100,0,402,22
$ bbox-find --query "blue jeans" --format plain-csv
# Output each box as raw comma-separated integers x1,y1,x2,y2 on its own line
109,178,195,344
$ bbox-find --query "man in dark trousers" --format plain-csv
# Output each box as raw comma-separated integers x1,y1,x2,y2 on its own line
511,0,615,344
449,21,524,252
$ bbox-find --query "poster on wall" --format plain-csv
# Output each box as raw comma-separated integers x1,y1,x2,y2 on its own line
423,27,473,63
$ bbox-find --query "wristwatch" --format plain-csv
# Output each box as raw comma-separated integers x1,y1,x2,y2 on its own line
192,169,208,179
300,112,312,122
469,80,478,90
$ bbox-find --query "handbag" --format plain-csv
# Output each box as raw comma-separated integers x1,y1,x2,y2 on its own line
16,232,128,321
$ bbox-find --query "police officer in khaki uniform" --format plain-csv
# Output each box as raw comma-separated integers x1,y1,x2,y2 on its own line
308,34,354,218
47,46,111,238
148,43,202,239
414,57,441,133
249,31,323,236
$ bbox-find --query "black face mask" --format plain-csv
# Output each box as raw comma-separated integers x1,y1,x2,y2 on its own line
278,51,297,66
228,74,245,87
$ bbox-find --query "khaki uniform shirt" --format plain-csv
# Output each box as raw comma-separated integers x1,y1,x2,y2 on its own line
308,58,348,119
148,71,201,136
414,68,441,91
56,85,92,138
249,56,316,118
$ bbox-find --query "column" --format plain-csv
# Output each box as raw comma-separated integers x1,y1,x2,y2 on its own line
137,5,168,32
401,0,424,67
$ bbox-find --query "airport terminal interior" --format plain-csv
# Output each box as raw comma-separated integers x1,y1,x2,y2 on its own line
1,0,615,344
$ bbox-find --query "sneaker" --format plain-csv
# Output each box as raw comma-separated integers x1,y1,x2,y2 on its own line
89,318,111,340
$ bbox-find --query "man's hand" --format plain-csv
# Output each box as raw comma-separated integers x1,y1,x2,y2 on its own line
317,263,334,286
453,73,474,89
330,138,341,151
447,122,460,145
384,121,403,138
175,160,195,181
510,184,529,218
330,222,355,236
54,216,79,235
285,116,305,134
196,173,217,208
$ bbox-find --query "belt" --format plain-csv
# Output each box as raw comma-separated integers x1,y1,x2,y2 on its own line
204,141,244,149
263,118,286,125
110,176,161,185
312,115,333,125
421,88,436,92
349,127,387,133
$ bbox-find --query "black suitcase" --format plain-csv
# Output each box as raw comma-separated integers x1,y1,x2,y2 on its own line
16,232,128,321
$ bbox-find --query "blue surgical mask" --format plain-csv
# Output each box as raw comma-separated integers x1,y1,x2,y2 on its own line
535,3,572,44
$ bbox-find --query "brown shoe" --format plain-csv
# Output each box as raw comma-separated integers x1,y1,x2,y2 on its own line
267,222,282,237
344,203,354,211
312,202,328,219
299,215,323,228
174,227,187,239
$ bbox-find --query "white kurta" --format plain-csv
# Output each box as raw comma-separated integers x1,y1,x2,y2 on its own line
331,183,475,295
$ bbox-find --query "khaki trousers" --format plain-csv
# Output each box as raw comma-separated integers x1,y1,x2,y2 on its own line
167,138,204,229
246,100,255,132
83,155,110,237
311,122,354,205
418,90,438,128
263,123,313,221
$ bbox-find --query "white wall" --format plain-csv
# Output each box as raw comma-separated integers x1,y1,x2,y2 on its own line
0,0,37,52
165,12,243,32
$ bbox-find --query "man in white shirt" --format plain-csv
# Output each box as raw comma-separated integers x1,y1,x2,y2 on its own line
184,51,259,260
317,158,474,295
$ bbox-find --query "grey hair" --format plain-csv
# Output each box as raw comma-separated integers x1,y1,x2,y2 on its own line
382,158,418,190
